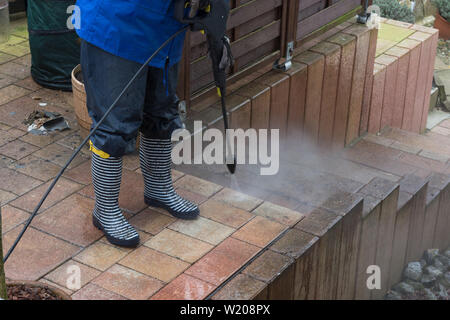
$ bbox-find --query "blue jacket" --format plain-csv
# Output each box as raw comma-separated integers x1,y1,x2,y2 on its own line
75,0,186,69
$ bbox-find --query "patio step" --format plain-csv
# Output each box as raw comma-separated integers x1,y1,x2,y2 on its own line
204,126,450,300
207,178,448,300
363,127,450,169
366,19,439,135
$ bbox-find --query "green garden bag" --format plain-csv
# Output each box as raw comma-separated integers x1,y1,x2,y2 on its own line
28,0,80,91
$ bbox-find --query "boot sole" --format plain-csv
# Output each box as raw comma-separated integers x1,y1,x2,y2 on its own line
144,197,199,220
92,215,140,248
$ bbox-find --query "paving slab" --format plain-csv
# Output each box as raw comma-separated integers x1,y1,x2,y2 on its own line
3,226,80,281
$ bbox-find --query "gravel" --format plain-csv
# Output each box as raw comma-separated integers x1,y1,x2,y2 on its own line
7,284,62,300
394,282,416,295
425,265,443,278
403,261,423,281
424,249,440,265
386,247,450,300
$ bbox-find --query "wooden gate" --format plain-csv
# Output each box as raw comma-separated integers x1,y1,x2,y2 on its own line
179,0,367,106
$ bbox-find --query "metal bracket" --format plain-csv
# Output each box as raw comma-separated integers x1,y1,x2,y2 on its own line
273,41,294,72
357,12,371,24
357,0,371,24
178,100,187,122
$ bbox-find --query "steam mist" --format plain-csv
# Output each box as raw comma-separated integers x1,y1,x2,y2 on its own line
173,127,397,213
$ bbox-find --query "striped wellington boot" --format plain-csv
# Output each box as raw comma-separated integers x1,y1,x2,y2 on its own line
91,152,140,247
139,135,199,219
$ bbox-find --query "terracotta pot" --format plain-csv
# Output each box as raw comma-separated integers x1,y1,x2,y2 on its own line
7,280,72,300
434,12,450,40
71,64,140,147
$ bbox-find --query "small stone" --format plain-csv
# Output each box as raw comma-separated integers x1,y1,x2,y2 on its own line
419,259,427,268
444,249,450,259
403,262,423,281
438,255,450,268
405,279,424,291
437,284,448,300
433,258,445,272
394,282,415,295
385,290,402,300
425,265,443,278
421,274,437,288
423,249,440,264
439,272,450,288
422,288,437,300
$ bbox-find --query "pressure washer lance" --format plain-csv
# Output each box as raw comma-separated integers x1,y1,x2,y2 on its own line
2,27,189,263
174,0,236,174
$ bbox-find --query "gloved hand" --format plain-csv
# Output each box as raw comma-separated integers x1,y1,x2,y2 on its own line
188,0,211,18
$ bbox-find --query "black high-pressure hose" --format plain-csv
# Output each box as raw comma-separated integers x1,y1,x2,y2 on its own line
3,26,189,263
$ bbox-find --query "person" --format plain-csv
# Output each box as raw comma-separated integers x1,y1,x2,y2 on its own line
75,0,210,247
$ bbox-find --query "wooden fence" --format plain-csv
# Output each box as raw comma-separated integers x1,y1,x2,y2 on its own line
179,0,368,106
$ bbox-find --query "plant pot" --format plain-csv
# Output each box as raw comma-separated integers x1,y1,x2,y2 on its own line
7,280,72,300
434,12,450,40
71,64,140,148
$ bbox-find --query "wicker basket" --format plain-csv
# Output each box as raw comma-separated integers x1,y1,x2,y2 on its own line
71,64,140,148
71,64,91,139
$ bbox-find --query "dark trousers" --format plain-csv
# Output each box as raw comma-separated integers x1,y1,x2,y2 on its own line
80,40,183,157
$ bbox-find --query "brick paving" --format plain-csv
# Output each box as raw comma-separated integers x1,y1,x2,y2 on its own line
1,18,450,300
